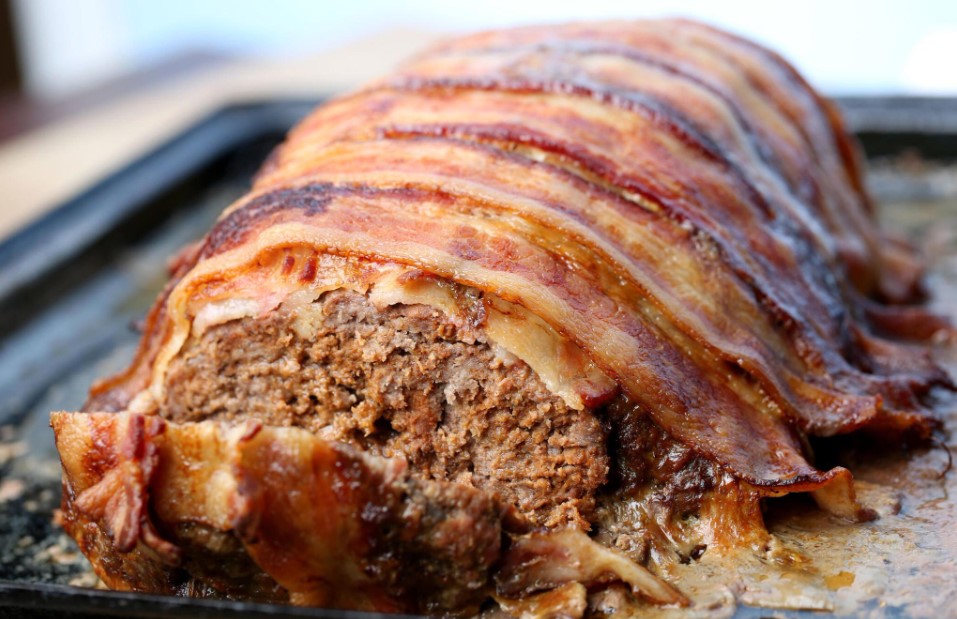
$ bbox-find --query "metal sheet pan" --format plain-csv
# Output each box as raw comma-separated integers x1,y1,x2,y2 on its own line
0,97,955,618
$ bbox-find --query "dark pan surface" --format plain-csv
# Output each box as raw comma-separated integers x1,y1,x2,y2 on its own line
0,97,955,618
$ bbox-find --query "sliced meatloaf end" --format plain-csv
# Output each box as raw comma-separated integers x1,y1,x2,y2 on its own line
162,288,610,529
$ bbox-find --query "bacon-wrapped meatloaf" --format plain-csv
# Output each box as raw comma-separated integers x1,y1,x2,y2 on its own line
52,18,952,616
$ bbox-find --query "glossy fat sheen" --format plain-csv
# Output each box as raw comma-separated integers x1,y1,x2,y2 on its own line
87,19,952,494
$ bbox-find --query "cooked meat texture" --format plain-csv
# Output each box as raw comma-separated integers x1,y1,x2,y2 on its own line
163,289,609,529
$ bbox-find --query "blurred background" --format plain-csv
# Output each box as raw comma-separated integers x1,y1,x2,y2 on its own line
3,0,957,102
0,0,955,238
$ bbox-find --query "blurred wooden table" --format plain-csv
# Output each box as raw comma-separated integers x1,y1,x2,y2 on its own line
0,29,438,241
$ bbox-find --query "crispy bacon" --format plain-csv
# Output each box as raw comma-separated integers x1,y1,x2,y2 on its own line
60,18,953,615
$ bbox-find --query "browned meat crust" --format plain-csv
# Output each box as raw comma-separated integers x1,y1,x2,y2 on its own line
164,289,609,529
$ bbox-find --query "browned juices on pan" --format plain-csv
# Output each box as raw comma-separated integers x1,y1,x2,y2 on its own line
51,19,952,617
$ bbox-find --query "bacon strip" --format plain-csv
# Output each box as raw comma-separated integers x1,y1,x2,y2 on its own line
249,139,942,431
87,20,950,506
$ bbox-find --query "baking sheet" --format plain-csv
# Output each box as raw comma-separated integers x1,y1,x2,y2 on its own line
0,98,955,618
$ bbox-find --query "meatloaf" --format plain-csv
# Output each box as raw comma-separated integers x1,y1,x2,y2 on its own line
51,18,952,617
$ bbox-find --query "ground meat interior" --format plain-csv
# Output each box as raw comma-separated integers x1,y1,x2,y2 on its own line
163,289,609,528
